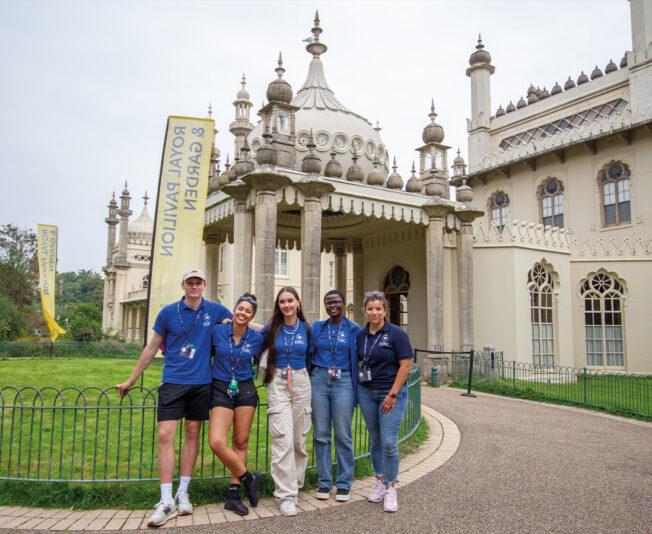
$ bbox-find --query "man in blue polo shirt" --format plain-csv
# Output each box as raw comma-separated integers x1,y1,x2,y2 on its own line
117,269,231,527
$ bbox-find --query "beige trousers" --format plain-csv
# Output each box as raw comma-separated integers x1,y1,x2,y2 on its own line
266,368,312,500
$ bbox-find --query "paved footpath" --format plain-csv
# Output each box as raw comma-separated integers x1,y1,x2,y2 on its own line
1,386,650,533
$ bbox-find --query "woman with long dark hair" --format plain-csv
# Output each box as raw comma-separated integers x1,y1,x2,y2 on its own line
260,287,312,517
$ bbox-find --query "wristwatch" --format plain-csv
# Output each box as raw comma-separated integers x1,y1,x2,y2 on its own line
389,392,397,398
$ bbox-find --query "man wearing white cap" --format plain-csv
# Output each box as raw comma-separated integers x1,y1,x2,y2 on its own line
117,269,232,527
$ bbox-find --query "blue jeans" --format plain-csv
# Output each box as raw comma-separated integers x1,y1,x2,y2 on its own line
310,367,355,490
357,383,408,484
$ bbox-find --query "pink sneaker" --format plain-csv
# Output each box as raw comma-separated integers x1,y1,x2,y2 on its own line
383,486,398,512
368,480,387,503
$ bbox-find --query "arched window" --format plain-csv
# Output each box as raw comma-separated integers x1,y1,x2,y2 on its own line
539,178,564,228
278,110,289,133
580,272,625,367
383,265,410,329
489,191,510,232
599,162,631,226
528,264,554,367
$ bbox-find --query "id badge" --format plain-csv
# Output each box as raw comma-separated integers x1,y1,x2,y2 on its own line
281,368,288,379
329,368,342,379
179,344,195,359
358,364,372,383
228,378,238,397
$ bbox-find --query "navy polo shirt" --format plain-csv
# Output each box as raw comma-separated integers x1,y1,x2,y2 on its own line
153,297,232,385
312,319,353,370
211,324,264,382
356,321,413,389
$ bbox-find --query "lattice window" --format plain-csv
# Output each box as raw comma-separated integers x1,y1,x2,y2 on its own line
275,249,288,276
599,162,631,226
539,178,564,228
580,273,625,367
528,264,554,367
489,192,510,232
499,98,627,150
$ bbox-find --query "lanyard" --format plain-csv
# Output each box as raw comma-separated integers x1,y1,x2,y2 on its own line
282,321,300,362
228,325,251,380
176,300,204,344
327,319,344,368
362,328,383,364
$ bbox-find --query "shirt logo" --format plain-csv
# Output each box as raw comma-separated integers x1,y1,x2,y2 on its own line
380,334,390,347
295,333,305,344
241,343,252,354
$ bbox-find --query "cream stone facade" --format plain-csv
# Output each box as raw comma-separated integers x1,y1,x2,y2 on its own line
103,3,652,374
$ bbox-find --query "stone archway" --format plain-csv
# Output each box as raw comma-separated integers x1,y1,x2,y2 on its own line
383,265,411,328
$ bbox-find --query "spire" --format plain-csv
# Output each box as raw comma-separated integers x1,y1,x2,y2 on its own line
429,99,437,123
306,10,327,57
143,191,149,206
276,53,286,79
207,103,212,119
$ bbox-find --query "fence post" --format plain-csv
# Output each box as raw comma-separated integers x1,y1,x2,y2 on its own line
512,361,516,389
461,349,477,398
583,367,587,404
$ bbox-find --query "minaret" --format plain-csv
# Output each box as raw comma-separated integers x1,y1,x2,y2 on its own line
416,101,451,198
628,0,652,122
466,35,495,171
229,75,254,159
104,192,119,269
115,182,132,267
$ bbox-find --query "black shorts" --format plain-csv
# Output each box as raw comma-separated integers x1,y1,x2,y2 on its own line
157,382,212,422
211,378,259,410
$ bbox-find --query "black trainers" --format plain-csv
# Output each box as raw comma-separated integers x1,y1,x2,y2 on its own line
224,495,249,516
243,471,262,507
316,487,331,500
335,488,351,502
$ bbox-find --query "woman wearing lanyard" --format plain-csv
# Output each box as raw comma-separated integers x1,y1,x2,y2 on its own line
356,290,413,513
260,286,311,517
309,290,362,502
208,293,264,516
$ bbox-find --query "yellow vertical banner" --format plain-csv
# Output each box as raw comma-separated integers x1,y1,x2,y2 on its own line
36,224,66,341
146,116,215,343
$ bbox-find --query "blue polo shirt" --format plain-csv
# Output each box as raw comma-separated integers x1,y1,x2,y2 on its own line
356,321,413,389
262,320,309,370
312,319,354,370
211,324,264,382
153,297,232,385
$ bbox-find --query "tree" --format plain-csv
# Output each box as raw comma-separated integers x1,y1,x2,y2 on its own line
0,296,29,340
64,302,103,342
57,270,104,312
0,224,38,310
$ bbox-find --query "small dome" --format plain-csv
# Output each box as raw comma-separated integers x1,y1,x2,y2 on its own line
386,158,403,189
516,97,527,109
301,134,321,174
551,82,562,95
266,53,293,104
495,105,505,117
620,53,627,68
422,101,445,144
469,35,491,66
591,65,603,80
456,182,473,204
540,87,550,99
346,155,364,182
453,150,465,167
527,92,539,104
605,59,618,74
564,77,576,90
128,202,153,236
367,159,385,186
505,101,516,113
324,150,342,178
577,71,589,85
236,74,250,100
256,133,278,167
405,162,421,193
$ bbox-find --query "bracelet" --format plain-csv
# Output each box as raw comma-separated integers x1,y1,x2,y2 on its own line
388,392,397,398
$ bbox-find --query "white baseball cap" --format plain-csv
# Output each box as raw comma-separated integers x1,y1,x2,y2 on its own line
182,269,206,282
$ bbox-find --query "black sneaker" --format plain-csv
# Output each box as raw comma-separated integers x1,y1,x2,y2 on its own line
243,471,262,507
316,487,331,500
224,495,249,516
335,488,351,502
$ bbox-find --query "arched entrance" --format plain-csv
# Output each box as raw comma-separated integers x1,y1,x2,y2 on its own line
383,265,410,328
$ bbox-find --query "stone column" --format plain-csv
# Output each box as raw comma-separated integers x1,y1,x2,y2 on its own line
335,244,347,295
204,234,219,302
295,179,335,323
352,238,364,326
243,173,292,320
423,202,453,352
222,181,254,300
456,208,483,351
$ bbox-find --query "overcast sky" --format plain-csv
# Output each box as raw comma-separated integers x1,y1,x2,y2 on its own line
0,0,631,273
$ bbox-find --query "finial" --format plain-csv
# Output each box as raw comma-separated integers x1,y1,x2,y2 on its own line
276,52,285,79
241,73,247,88
476,34,484,49
314,10,320,27
143,191,149,206
375,119,382,132
307,128,316,149
392,156,397,172
411,161,416,177
307,11,326,57
429,100,437,123
124,180,128,189
457,148,461,157
112,191,116,200
225,154,231,168
207,102,212,119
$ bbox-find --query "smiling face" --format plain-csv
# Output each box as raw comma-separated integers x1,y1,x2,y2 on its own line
278,291,300,322
324,293,344,321
365,298,386,327
233,300,255,327
181,277,206,300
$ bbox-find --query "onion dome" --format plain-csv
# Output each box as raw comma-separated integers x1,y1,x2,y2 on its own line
605,59,617,74
266,53,293,104
218,155,231,187
234,143,255,177
516,96,527,109
406,162,421,193
577,71,589,85
386,157,403,189
527,84,539,104
301,132,322,174
128,193,153,236
324,150,342,178
620,53,627,68
456,178,473,204
256,132,278,167
495,105,505,117
346,155,364,182
469,34,491,66
425,179,446,198
422,100,445,144
551,82,562,95
237,74,250,100
505,101,516,113
540,87,550,99
564,77,576,90
591,65,603,80
367,159,385,186
453,148,465,168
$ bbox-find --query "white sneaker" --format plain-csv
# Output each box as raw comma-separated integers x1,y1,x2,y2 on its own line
383,486,398,513
147,501,177,527
175,491,193,515
279,498,297,516
367,480,387,503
